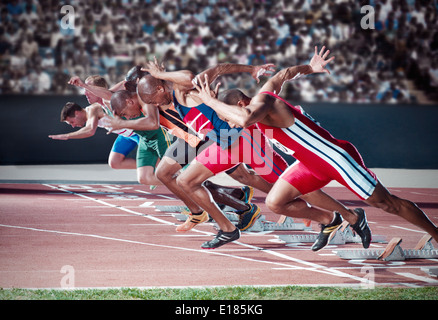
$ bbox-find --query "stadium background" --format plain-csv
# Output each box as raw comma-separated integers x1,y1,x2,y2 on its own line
1,0,437,168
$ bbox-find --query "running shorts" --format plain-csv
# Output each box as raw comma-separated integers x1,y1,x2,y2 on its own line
111,134,139,156
136,128,171,168
195,126,287,183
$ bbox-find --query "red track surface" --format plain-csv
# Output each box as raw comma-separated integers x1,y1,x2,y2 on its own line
0,183,437,289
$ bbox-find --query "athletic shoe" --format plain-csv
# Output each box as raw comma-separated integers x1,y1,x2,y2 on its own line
240,186,254,204
201,228,240,249
311,212,343,252
236,204,261,231
351,208,372,249
176,211,209,232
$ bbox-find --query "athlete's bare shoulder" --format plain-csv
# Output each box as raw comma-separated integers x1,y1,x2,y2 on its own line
257,94,295,128
85,103,105,118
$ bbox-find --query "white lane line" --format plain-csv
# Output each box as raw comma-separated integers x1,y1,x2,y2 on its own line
136,189,176,200
394,272,438,284
0,223,302,271
41,184,375,285
390,225,427,234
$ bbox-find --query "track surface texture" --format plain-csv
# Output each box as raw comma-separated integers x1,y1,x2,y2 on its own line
1,183,437,289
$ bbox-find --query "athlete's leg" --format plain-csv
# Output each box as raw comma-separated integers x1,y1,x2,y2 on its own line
156,138,249,212
136,139,162,186
366,181,438,243
266,178,335,225
317,139,437,242
108,151,137,169
227,162,359,224
155,156,204,213
137,162,162,186
301,190,359,225
176,160,237,233
203,179,249,211
227,164,273,194
108,135,138,169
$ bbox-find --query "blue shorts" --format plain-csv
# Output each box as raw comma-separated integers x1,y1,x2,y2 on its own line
111,134,139,156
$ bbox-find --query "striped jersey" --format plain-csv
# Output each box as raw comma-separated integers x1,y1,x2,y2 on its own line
173,91,242,149
158,104,202,148
256,91,377,199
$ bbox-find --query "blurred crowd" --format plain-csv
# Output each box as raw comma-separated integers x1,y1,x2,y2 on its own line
0,0,437,104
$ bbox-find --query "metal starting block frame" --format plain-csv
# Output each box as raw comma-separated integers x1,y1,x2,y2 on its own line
156,205,240,222
243,215,312,232
334,235,438,261
155,205,188,213
172,212,240,223
421,267,438,278
155,205,310,231
278,221,387,246
154,205,191,222
155,206,239,222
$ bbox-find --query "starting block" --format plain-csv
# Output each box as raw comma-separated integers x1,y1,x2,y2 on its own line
335,235,438,261
278,221,387,246
154,205,192,222
157,205,241,222
172,212,239,223
243,215,312,232
421,267,438,278
155,205,188,213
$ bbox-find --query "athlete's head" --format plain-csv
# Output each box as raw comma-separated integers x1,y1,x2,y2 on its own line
84,75,109,104
218,89,251,107
60,102,87,128
125,65,148,92
110,90,142,119
137,74,172,106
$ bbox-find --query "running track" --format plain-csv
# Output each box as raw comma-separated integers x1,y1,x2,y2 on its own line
0,182,437,289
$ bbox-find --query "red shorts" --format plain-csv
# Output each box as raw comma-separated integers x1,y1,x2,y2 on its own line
280,158,377,200
195,127,287,183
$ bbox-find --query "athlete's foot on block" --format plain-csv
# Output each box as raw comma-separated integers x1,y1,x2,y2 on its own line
176,211,209,232
311,212,343,252
240,186,254,204
201,228,240,249
236,204,261,231
350,208,372,249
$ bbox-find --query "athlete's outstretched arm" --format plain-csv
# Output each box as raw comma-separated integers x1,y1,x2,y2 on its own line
49,104,100,140
196,63,275,85
259,46,334,95
142,57,275,90
192,74,269,128
68,76,115,102
141,57,194,90
192,46,334,128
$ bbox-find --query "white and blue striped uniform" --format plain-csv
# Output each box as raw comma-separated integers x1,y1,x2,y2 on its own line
256,91,377,200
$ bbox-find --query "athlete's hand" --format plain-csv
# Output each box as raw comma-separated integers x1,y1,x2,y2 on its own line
48,134,69,140
191,74,221,105
141,57,165,76
102,115,124,134
252,64,276,83
68,76,85,87
309,46,335,74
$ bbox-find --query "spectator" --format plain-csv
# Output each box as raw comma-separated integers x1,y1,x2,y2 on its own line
31,66,51,94
6,0,23,17
248,46,267,66
20,32,38,60
52,64,70,94
0,0,436,103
